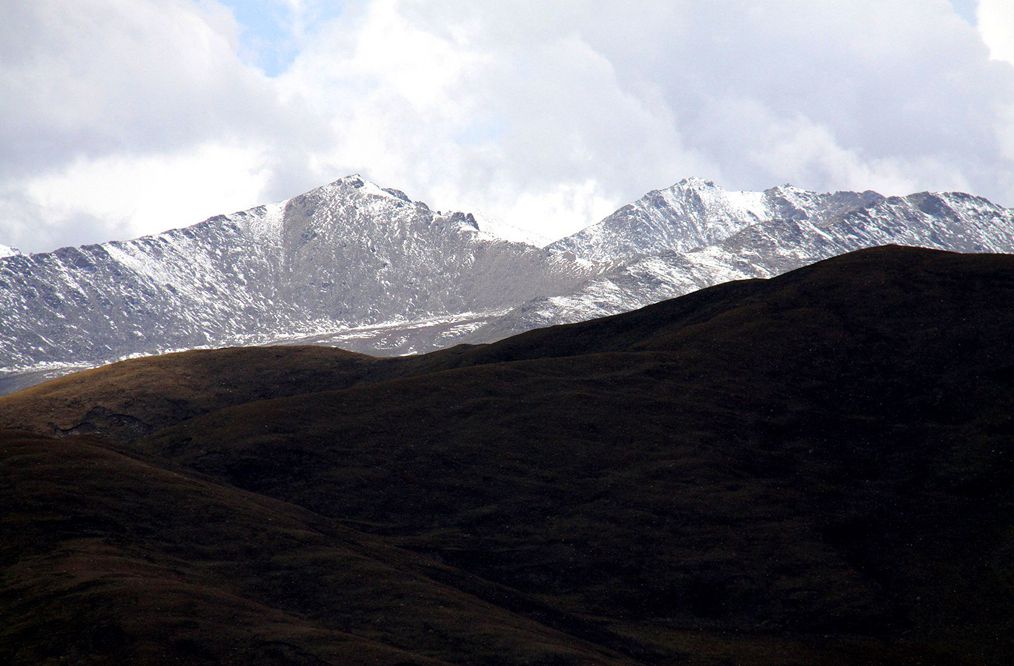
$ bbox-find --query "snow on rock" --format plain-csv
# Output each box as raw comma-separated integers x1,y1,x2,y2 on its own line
3,174,1013,381
546,177,774,262
546,178,885,263
0,176,596,372
466,183,1014,343
470,211,557,247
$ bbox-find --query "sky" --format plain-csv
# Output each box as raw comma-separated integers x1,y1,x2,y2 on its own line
1,1,1013,252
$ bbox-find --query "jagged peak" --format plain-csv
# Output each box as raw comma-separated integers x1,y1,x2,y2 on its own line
916,190,1004,208
671,176,720,191
322,174,412,203
887,190,1012,218
382,187,412,203
767,183,807,194
667,178,812,202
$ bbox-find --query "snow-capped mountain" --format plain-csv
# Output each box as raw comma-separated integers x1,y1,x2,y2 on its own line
0,175,594,371
2,174,1014,389
0,244,20,258
547,178,882,262
465,184,1014,341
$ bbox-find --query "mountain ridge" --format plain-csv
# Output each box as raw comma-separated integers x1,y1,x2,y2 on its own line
466,183,1014,341
0,175,595,372
2,175,1013,389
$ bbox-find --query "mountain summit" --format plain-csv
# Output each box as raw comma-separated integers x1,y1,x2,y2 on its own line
548,177,882,262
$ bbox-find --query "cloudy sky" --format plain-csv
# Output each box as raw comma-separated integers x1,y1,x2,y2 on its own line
2,0,1013,252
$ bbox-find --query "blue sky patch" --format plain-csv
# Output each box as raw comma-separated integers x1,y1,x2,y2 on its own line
219,0,346,76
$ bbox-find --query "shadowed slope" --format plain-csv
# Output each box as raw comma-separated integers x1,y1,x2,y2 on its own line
0,346,385,442
2,246,1013,664
0,430,637,664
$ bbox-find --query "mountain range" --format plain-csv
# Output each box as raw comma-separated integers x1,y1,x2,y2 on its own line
2,246,1012,664
2,175,1013,390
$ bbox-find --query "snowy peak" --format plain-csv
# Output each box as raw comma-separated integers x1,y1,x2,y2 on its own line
838,189,1014,253
480,179,1014,344
265,174,431,248
547,178,776,262
0,174,596,372
899,190,1008,219
0,244,21,258
277,175,477,264
549,179,900,264
668,177,771,221
319,174,422,206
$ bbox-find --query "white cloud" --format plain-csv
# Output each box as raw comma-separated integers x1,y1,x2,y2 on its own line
0,1,275,172
978,0,1014,65
1,0,1014,252
0,142,270,251
473,179,620,246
